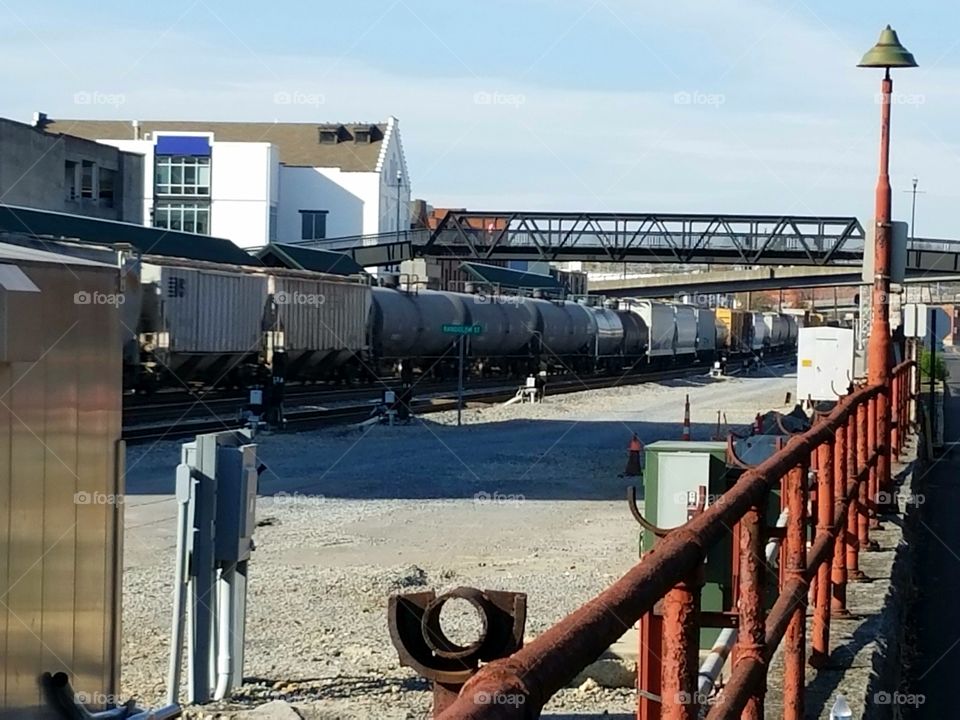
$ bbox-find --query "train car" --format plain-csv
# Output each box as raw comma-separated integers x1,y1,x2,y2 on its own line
138,261,269,388
784,314,799,346
369,286,421,359
715,308,750,357
465,294,536,375
673,304,698,361
268,273,372,382
532,298,596,370
581,299,625,371
614,301,650,365
762,312,788,350
694,307,717,363
620,299,675,367
749,312,768,352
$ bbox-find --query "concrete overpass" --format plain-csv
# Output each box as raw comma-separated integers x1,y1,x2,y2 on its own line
591,262,960,298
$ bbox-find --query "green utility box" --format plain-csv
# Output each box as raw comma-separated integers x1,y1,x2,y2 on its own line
640,442,734,647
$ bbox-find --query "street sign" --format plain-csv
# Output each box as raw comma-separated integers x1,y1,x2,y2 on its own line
442,323,483,335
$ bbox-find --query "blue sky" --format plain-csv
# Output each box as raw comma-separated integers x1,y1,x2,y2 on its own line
2,0,958,237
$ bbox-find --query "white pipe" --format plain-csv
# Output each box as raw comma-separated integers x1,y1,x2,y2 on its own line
166,465,192,706
697,510,788,698
212,565,235,701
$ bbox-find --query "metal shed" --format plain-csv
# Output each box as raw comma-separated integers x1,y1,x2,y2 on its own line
0,243,123,717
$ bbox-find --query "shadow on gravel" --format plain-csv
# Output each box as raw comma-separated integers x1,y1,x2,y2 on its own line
124,417,761,501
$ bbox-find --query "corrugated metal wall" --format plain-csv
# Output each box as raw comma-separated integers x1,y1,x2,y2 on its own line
272,276,370,353
158,266,268,353
0,257,122,718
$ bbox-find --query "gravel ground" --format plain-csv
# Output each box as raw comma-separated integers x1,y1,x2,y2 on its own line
121,366,795,718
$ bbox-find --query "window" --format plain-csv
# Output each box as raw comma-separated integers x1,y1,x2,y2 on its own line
300,210,327,240
354,129,370,143
98,168,116,207
64,161,78,201
155,202,210,235
155,155,210,196
81,161,95,199
319,130,339,144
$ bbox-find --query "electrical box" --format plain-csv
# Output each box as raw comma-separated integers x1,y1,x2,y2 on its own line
641,441,734,647
797,327,855,402
214,443,259,562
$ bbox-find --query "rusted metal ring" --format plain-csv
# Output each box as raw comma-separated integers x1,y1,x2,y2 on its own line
421,588,490,659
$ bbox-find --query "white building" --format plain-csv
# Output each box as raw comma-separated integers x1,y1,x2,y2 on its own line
44,117,411,249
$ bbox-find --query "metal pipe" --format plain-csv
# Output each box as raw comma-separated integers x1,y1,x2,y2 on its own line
697,512,787,698
783,464,808,720
857,402,871,550
437,385,885,720
734,500,766,720
831,408,849,616
213,564,235,701
846,413,863,580
661,575,702,720
868,395,880,528
810,434,834,667
166,465,194,706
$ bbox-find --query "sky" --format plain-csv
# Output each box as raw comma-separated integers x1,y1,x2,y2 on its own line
1,0,958,237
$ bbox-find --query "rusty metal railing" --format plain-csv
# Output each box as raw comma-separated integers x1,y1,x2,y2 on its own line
424,361,914,720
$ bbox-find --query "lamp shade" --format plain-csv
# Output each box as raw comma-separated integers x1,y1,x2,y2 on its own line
858,25,917,68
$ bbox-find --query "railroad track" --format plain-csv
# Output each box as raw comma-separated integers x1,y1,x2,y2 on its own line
122,363,771,443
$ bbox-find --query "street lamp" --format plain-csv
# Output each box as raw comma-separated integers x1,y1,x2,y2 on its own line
858,25,917,495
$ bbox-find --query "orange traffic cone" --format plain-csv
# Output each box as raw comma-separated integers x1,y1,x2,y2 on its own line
624,433,643,476
682,394,691,441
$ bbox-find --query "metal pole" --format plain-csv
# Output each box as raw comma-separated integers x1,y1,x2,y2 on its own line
661,575,702,720
457,334,464,427
909,176,918,240
783,464,808,720
735,500,767,720
868,68,894,497
831,416,849,617
929,310,936,435
810,438,834,668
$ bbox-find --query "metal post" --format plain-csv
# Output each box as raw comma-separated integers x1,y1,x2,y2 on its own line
783,464,808,720
735,500,767,720
868,395,880,526
810,438,834,668
868,69,894,502
661,575,702,720
891,365,901,460
638,612,664,720
857,402,873,550
457,334,465,427
846,413,864,581
831,416,849,617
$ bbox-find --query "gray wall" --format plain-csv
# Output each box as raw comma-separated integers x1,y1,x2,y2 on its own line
0,118,144,223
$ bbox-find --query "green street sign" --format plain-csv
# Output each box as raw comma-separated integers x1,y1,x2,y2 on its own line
442,323,483,335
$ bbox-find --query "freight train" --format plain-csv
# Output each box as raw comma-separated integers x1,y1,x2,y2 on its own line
115,253,800,392
7,233,794,391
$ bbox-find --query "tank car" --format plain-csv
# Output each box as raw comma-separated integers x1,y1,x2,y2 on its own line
673,304,698,363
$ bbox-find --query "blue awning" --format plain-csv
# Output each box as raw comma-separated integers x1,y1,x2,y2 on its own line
155,135,211,156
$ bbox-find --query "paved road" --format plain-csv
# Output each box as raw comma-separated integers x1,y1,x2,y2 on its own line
905,348,960,719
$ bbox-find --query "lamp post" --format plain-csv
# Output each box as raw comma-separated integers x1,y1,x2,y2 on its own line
858,25,917,497
395,169,403,243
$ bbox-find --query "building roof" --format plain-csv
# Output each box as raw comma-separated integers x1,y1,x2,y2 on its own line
461,262,562,291
44,119,391,172
255,243,365,276
0,204,259,266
